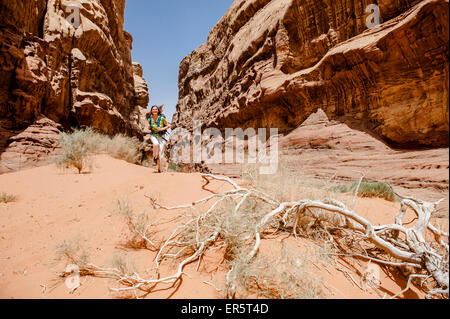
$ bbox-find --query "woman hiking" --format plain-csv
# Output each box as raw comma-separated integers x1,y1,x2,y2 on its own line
149,105,171,173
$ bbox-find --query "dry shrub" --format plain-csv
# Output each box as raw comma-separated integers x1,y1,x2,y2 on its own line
242,158,348,238
55,128,98,173
55,128,144,174
166,193,276,263
161,181,333,298
106,134,143,164
219,197,274,260
109,254,136,277
51,154,447,298
241,157,341,202
295,206,344,239
225,241,329,299
141,160,341,298
0,192,18,203
55,238,89,267
111,199,158,251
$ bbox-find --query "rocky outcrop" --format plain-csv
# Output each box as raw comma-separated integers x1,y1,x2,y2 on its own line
174,0,449,148
0,117,63,173
1,0,150,133
133,62,150,108
207,109,449,216
0,0,150,173
278,109,449,216
278,108,392,152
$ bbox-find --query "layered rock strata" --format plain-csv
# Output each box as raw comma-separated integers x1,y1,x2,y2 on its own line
0,0,150,173
174,0,449,148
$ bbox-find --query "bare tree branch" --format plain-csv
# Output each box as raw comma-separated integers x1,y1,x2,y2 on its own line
60,174,448,299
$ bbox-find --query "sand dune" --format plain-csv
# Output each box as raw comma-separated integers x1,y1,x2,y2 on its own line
0,155,438,299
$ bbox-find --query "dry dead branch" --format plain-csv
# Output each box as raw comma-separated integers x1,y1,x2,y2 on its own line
59,174,448,299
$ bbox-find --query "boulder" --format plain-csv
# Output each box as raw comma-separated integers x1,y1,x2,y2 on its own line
0,117,63,174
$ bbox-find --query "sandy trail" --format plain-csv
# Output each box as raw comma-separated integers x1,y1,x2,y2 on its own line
0,155,442,299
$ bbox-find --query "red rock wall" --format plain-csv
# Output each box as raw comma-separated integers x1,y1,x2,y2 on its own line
174,0,449,148
0,0,149,136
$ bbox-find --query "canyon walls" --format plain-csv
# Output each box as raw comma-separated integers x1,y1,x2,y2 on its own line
174,0,449,148
0,0,150,172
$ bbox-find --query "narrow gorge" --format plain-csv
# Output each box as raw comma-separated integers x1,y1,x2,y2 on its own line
0,0,448,300
0,0,150,173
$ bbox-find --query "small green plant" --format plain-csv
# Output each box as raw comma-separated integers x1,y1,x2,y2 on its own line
0,192,17,203
332,180,396,202
169,163,180,172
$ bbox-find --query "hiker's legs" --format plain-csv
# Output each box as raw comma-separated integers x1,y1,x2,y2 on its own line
150,135,160,161
159,140,166,159
150,135,165,172
158,140,167,173
153,145,160,160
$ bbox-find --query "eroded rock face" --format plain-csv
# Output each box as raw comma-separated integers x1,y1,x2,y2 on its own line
0,117,63,174
0,0,150,172
277,108,449,216
0,0,149,135
206,109,449,216
133,62,150,108
174,0,449,148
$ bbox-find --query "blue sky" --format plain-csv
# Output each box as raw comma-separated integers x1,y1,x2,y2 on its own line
124,0,233,122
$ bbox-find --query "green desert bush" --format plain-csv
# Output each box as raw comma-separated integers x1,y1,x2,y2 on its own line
55,128,144,173
332,180,396,202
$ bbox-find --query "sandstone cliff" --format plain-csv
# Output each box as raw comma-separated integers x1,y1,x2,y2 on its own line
0,0,150,173
174,0,449,148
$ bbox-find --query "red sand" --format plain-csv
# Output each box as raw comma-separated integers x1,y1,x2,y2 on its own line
0,155,438,299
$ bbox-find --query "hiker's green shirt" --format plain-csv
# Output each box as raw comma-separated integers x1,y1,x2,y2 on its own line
149,115,168,138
